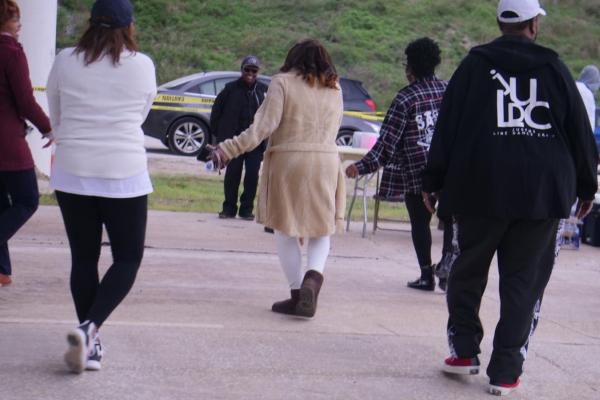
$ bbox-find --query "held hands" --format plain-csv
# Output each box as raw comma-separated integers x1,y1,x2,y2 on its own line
207,145,230,170
421,191,438,214
345,164,359,178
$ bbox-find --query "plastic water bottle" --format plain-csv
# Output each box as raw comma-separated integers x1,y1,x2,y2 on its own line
573,225,580,250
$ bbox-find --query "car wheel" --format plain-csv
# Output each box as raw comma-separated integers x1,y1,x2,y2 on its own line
167,117,208,156
336,129,354,146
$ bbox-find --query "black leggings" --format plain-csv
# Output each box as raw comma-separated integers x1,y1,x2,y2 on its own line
0,169,39,275
56,191,147,327
404,193,433,268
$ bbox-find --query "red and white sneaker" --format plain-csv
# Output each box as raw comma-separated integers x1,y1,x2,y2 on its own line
442,356,480,375
489,379,520,396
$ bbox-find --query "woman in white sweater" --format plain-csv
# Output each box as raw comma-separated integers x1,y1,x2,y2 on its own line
46,0,156,374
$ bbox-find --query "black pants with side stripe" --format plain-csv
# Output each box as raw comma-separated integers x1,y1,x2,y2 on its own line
56,191,147,328
446,216,560,384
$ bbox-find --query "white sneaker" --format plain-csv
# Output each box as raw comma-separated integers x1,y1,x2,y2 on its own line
86,334,104,371
64,321,96,373
489,379,520,396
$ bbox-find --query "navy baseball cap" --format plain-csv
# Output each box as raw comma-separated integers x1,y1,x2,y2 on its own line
90,0,134,28
241,56,261,70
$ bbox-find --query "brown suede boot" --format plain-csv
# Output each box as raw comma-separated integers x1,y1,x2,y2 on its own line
295,270,324,318
271,290,300,315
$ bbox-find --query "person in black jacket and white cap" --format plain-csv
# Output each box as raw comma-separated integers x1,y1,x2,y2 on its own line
421,0,598,396
210,56,268,220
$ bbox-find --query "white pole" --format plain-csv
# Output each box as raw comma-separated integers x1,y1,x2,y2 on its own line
20,0,58,177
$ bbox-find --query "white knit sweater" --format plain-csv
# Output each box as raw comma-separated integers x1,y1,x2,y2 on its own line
47,48,157,179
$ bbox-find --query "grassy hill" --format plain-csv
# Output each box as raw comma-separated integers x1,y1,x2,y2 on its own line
57,0,600,109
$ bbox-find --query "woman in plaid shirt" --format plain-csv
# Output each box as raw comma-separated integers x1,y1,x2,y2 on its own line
346,37,447,291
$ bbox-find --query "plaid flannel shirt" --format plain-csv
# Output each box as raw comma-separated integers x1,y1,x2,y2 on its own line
355,76,447,198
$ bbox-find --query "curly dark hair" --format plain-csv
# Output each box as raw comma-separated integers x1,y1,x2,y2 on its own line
280,39,339,89
405,37,441,79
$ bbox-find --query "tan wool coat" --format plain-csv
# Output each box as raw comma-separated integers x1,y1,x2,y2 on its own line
219,71,346,238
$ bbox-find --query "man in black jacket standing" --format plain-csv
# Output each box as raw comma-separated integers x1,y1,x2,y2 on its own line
211,56,268,220
422,0,598,396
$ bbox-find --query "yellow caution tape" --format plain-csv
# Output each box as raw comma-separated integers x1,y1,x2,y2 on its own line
151,104,212,114
31,86,382,122
154,94,215,105
152,103,383,122
343,111,385,122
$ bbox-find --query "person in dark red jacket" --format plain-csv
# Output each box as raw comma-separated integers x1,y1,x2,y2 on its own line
0,0,53,287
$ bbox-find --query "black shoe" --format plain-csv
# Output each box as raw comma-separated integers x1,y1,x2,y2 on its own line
238,213,255,221
438,277,448,292
407,265,435,291
435,253,452,279
218,212,235,219
272,290,300,315
264,227,274,234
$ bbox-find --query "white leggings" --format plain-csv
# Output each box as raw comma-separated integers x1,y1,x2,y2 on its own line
274,230,331,290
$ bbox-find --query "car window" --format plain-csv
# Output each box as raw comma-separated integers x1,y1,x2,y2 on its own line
340,79,370,101
188,80,216,96
215,78,236,95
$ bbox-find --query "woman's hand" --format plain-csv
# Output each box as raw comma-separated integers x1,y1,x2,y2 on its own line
345,164,359,178
208,145,230,170
575,198,594,220
42,132,55,149
421,191,438,214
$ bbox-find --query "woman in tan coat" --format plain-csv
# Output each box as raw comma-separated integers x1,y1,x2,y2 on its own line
213,39,345,318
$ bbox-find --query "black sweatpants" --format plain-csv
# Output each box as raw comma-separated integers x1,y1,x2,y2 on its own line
446,216,560,384
222,146,263,217
0,169,39,275
56,191,147,328
404,193,433,268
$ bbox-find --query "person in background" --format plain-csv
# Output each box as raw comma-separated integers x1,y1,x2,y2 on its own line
576,64,599,131
46,0,156,373
422,0,598,395
211,39,345,318
346,37,447,292
0,0,53,287
211,56,268,220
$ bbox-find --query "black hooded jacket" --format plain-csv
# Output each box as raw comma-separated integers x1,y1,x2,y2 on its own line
210,78,268,145
423,35,598,219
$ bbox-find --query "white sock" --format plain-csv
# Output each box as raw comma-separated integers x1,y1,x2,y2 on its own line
274,230,303,289
306,236,330,274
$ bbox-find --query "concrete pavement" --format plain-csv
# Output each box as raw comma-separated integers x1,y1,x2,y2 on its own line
1,206,599,399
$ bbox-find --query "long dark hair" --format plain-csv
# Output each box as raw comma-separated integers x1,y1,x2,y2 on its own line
280,39,338,89
74,23,137,66
0,0,19,27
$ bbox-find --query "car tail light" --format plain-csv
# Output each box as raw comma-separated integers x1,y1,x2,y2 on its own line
364,99,376,112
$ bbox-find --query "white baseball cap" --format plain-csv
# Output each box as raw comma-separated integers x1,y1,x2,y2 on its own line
497,0,546,23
